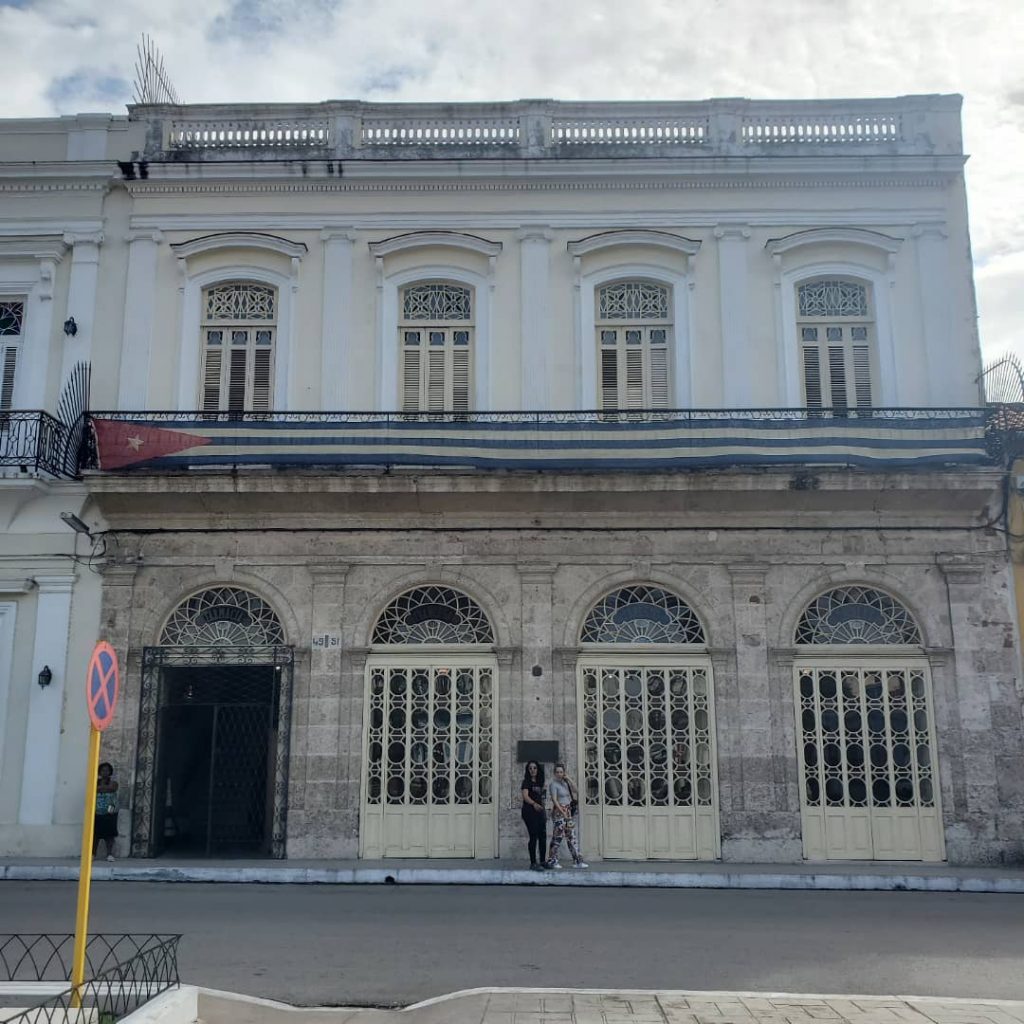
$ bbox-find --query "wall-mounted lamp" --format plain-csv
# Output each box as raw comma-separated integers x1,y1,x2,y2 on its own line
60,511,92,538
63,317,78,337
37,665,53,688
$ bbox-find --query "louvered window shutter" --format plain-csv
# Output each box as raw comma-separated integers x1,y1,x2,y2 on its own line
802,347,823,409
852,345,872,408
827,346,848,410
227,346,248,412
600,347,619,410
426,344,446,411
649,341,669,408
0,344,18,410
402,345,421,411
252,349,272,411
625,348,644,409
201,349,223,411
452,348,470,412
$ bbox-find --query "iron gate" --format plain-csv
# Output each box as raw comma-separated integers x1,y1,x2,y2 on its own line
132,645,293,858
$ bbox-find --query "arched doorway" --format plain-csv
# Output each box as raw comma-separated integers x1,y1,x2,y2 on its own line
794,585,944,861
132,586,293,859
361,585,497,859
577,585,720,860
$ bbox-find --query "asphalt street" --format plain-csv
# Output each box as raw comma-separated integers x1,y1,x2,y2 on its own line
2,882,1022,1007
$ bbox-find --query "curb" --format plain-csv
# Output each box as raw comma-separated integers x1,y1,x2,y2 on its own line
3,864,1023,892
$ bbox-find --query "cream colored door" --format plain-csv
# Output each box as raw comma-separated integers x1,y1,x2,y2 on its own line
796,661,944,861
578,658,720,861
361,658,496,859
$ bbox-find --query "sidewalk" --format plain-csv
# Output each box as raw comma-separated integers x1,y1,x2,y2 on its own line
171,988,1024,1024
3,856,1024,892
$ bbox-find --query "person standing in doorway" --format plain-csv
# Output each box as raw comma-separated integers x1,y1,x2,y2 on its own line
520,760,548,871
93,762,119,861
545,763,587,869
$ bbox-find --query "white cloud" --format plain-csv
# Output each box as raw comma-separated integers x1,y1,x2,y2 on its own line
0,0,1020,357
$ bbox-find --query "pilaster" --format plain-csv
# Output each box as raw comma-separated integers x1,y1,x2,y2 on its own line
715,226,752,407
518,228,552,408
60,231,103,390
118,231,162,409
320,231,356,409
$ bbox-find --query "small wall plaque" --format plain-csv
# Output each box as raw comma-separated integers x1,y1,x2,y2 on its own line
312,632,341,649
517,740,559,764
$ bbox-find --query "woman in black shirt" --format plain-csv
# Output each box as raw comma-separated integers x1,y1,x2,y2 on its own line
520,760,547,871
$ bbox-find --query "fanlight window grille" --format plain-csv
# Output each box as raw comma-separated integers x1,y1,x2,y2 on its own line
797,278,875,412
798,280,868,318
596,281,671,410
0,299,24,411
795,586,921,645
581,585,705,644
399,283,474,412
402,283,472,321
200,282,277,412
205,283,276,321
161,586,286,646
373,586,494,644
598,281,669,320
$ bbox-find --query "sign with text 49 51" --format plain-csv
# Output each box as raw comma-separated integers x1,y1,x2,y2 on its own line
312,632,341,649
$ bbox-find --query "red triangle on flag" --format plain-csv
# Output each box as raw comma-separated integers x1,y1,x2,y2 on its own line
93,419,211,470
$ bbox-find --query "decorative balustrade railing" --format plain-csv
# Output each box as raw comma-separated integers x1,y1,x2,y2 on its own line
85,407,1005,473
138,97,962,159
0,934,180,1024
0,411,78,478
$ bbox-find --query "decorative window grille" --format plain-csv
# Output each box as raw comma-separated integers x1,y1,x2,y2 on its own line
596,282,671,410
399,283,474,412
373,586,494,645
200,282,277,412
795,586,921,645
797,278,875,411
581,585,705,644
0,300,25,411
160,586,286,646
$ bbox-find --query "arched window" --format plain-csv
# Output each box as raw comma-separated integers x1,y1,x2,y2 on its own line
0,299,25,410
580,584,704,644
797,278,876,411
399,282,473,412
596,281,671,409
200,282,277,412
160,586,285,646
795,585,920,645
373,585,493,644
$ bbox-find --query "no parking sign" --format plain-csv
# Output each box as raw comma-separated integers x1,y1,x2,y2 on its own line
86,641,119,731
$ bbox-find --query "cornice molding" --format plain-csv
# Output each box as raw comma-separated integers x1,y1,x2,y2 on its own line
765,226,904,256
0,235,68,261
368,230,502,258
567,229,700,257
169,231,308,261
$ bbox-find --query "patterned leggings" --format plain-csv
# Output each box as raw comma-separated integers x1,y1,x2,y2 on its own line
547,814,581,865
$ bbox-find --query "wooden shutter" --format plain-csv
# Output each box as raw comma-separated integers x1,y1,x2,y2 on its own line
402,347,421,411
625,348,644,409
852,345,872,408
426,347,446,411
201,348,223,411
452,347,470,412
0,344,17,410
828,346,848,409
600,348,619,410
227,347,248,412
252,348,272,411
649,344,669,408
802,347,823,409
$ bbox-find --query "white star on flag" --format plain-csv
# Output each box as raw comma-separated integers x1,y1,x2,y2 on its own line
126,435,145,451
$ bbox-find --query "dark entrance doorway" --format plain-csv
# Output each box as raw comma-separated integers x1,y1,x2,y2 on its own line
156,665,276,856
133,645,293,859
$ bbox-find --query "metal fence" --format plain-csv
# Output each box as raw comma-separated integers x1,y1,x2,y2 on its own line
0,934,180,1024
0,411,78,478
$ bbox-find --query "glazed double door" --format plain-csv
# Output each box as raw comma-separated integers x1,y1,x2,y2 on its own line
361,658,497,858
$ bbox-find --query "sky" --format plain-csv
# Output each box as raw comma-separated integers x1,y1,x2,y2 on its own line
0,0,1020,370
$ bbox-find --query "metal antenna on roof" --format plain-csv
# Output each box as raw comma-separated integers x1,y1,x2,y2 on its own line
132,33,181,106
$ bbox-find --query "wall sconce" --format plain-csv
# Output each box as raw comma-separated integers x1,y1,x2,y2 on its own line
63,317,78,337
37,665,53,688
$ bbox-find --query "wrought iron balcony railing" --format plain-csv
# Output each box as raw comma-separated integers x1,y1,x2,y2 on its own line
0,411,79,479
85,407,1006,474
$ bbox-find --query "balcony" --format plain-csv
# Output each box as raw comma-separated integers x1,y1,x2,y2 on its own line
131,96,964,162
85,408,995,475
0,411,80,479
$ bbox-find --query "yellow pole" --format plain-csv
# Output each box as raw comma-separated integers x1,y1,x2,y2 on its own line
71,726,101,1007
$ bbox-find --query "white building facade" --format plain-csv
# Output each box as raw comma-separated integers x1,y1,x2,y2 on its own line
1,96,1021,865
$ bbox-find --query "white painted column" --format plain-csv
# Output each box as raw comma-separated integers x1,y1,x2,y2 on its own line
117,231,162,409
13,261,60,411
59,232,103,391
519,228,552,409
18,574,76,826
0,601,18,773
913,224,954,406
715,226,752,407
320,231,355,409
